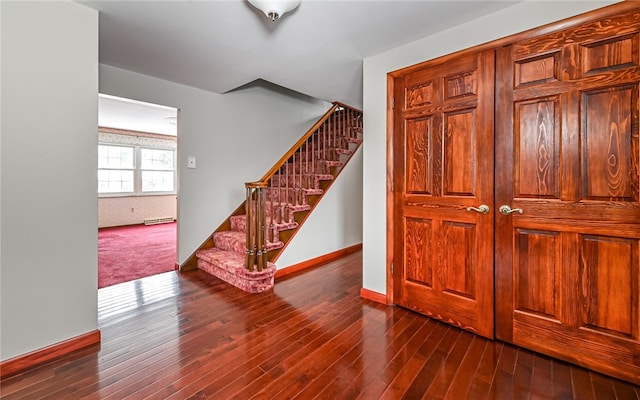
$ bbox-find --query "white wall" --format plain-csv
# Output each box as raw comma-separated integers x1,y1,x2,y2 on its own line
99,67,355,266
361,1,619,295
1,1,98,361
278,146,363,268
98,196,176,228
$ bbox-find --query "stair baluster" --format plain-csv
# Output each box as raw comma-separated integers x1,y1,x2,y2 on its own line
311,131,315,189
298,141,303,205
245,184,255,270
256,184,266,271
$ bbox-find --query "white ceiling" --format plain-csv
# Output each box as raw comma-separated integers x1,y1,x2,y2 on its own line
98,94,178,135
81,0,523,110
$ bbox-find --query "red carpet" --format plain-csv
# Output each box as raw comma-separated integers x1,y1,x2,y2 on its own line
98,222,176,288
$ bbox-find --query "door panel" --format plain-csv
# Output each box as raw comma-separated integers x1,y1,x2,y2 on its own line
394,50,495,338
495,10,640,384
514,229,561,321
580,235,637,338
404,217,432,286
441,221,477,298
514,98,560,198
405,118,433,194
444,110,476,196
583,86,636,200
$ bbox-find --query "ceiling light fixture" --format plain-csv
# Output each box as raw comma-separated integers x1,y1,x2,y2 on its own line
248,0,301,22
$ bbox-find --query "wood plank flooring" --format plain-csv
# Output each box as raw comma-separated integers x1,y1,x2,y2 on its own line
1,251,639,399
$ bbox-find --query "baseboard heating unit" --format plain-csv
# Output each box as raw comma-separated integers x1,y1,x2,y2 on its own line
144,217,174,225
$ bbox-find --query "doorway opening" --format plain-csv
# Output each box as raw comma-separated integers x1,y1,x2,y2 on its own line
98,94,179,288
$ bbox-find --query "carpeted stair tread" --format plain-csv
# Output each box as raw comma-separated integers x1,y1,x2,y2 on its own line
294,147,347,155
196,248,275,272
213,230,246,253
264,187,323,205
271,174,334,189
280,161,336,175
272,220,298,231
335,148,354,155
196,248,276,293
230,215,246,232
265,202,311,213
231,214,298,234
214,230,283,253
271,202,311,223
303,188,323,196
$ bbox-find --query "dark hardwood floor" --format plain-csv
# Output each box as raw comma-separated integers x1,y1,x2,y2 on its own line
1,251,639,399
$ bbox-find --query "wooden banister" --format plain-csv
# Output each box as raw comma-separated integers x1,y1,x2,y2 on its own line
244,102,363,271
259,103,339,183
332,101,362,114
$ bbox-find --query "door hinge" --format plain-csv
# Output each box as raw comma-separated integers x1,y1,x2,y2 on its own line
391,181,395,192
391,262,394,275
391,97,395,109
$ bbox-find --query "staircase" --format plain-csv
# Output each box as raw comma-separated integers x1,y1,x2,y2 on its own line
188,103,362,293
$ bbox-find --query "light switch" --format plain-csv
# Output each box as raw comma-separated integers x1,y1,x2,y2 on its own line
187,156,196,169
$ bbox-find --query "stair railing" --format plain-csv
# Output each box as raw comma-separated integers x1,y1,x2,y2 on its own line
245,102,363,271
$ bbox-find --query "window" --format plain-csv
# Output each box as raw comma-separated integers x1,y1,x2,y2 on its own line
141,148,175,192
98,144,175,196
98,145,134,193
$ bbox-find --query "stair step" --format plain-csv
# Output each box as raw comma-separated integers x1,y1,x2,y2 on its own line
230,214,246,232
265,202,311,223
244,202,312,224
280,160,337,175
302,188,324,196
335,148,354,155
213,230,245,253
264,187,323,205
268,220,298,243
196,248,276,293
214,230,283,253
271,174,334,189
266,202,311,212
229,214,299,242
324,160,344,168
290,148,350,161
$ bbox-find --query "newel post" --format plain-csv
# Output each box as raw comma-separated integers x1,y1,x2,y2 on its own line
245,181,268,272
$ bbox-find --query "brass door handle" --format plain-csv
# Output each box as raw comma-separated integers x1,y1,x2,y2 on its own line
466,204,490,215
499,205,523,215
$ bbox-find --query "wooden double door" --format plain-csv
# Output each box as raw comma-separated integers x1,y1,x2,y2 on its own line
392,6,640,384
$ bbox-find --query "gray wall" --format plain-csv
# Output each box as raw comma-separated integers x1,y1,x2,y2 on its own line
361,1,620,295
1,1,99,361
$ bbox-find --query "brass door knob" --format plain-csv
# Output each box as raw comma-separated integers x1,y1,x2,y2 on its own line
466,204,490,214
499,205,523,215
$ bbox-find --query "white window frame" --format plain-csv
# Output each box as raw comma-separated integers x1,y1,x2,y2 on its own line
98,143,177,197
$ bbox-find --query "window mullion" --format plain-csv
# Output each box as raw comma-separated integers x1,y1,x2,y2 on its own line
135,145,141,195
